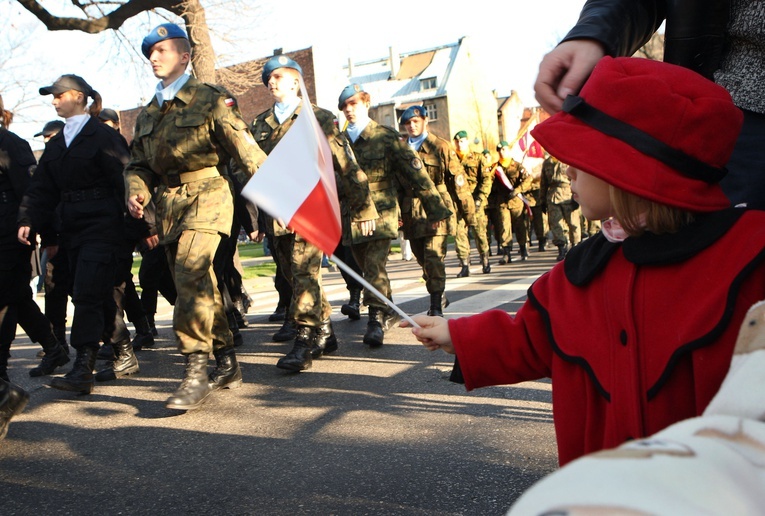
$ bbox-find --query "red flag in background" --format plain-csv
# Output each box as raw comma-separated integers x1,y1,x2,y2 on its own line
241,76,341,256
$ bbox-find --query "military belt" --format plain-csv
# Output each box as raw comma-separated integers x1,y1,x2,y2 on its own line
61,187,111,203
0,191,17,204
162,167,220,188
368,180,391,192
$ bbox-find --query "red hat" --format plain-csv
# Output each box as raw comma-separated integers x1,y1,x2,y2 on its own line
531,57,743,212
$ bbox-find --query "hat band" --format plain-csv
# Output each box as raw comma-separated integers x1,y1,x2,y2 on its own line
562,95,726,184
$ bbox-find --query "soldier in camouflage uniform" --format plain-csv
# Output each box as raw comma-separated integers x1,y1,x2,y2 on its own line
487,141,533,264
252,57,377,372
125,24,266,410
400,106,457,317
453,131,492,275
338,85,450,346
540,155,581,261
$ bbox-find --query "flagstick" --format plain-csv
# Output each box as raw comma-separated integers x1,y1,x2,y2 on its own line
330,254,422,329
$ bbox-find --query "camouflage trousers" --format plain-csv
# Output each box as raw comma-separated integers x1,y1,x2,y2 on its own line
455,208,490,264
351,238,392,310
529,205,548,244
549,201,582,246
410,235,448,294
165,230,232,354
486,203,527,249
272,233,331,327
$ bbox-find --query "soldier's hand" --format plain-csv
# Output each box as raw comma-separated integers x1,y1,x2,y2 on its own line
143,235,159,250
250,231,264,243
357,219,376,236
402,315,454,354
128,195,145,219
17,226,31,246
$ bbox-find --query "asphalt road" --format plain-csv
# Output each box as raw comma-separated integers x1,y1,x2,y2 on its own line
0,244,559,515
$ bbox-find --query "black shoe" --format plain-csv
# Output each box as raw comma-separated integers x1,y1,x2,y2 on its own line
95,340,139,382
273,319,297,342
209,346,243,391
0,381,29,441
131,331,154,351
97,343,115,361
556,244,569,262
166,352,212,411
233,307,249,329
456,265,470,278
498,247,512,265
268,305,287,322
51,347,97,394
29,344,70,377
363,308,385,347
520,246,528,261
311,319,338,358
482,258,491,274
427,292,445,317
147,318,159,336
276,327,313,372
340,287,362,321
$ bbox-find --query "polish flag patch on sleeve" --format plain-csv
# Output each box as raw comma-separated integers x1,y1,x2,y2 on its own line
225,98,236,107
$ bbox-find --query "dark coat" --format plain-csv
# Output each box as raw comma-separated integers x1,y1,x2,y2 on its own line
0,128,36,267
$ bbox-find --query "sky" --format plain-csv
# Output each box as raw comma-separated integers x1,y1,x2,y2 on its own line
2,0,587,149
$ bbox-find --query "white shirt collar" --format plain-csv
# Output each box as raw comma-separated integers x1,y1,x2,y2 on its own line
63,114,90,147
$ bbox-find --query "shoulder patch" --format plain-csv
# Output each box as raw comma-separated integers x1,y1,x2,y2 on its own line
456,174,465,187
411,157,423,170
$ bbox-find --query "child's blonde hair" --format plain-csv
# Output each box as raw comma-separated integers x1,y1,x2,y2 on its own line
610,186,695,236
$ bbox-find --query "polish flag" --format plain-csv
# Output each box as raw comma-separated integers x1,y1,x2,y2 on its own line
241,77,341,256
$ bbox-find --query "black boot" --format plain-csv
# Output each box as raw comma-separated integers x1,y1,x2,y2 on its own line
340,287,362,320
0,379,29,441
147,316,159,336
311,319,338,358
268,304,287,322
227,311,243,347
53,324,70,355
363,307,385,347
276,326,313,372
520,245,528,261
538,237,547,252
51,346,97,394
131,316,155,351
456,260,470,278
97,342,115,360
95,340,139,382
427,292,445,317
209,346,243,390
481,254,491,274
273,318,297,342
556,244,569,262
166,352,212,410
498,247,512,265
233,298,249,328
29,333,70,377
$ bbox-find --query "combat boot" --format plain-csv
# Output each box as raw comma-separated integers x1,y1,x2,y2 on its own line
268,304,287,322
276,326,313,372
538,237,547,252
0,346,9,382
146,316,159,336
131,315,155,351
340,287,362,320
520,245,529,261
51,346,97,394
29,332,70,377
498,247,512,265
209,346,243,391
0,379,29,441
53,324,70,355
97,342,115,361
427,292,445,317
233,298,249,328
166,352,212,410
227,311,243,347
363,307,385,347
312,319,338,358
272,318,297,342
481,254,491,274
95,340,139,382
556,244,569,262
456,259,470,278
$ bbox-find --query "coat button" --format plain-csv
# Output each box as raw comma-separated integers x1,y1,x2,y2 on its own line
619,330,628,346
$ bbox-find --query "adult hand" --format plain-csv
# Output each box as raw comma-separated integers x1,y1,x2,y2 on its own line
128,195,145,219
401,314,454,354
143,234,159,250
250,231,264,243
357,219,376,236
17,226,31,245
534,39,606,114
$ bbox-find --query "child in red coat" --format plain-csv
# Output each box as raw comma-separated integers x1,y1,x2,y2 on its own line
405,56,765,466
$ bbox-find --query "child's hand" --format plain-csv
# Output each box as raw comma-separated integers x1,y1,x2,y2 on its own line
402,315,455,354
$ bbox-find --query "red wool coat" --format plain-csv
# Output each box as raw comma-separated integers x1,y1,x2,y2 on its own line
449,209,765,465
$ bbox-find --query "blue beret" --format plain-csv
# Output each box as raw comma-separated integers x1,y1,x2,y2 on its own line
142,24,188,59
338,84,364,109
400,105,426,124
262,55,303,85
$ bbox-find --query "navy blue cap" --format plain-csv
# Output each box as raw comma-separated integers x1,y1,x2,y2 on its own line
261,55,303,85
34,120,65,138
98,108,119,123
142,24,188,59
400,105,426,124
338,84,364,109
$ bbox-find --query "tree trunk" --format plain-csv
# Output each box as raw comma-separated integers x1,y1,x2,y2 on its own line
175,0,216,83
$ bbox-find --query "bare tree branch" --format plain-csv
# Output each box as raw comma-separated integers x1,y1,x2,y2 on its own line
15,0,178,33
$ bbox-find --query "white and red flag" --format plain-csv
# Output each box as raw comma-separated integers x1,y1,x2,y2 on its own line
241,76,341,256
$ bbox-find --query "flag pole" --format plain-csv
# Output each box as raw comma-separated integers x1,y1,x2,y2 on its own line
330,254,421,329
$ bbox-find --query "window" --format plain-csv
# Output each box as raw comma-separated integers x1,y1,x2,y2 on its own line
425,103,438,121
420,77,437,90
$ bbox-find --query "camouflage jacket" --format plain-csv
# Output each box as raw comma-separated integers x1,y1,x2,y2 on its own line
125,77,266,245
251,101,377,238
401,133,457,239
343,120,450,244
459,151,493,207
487,159,533,210
443,141,476,226
540,157,573,205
